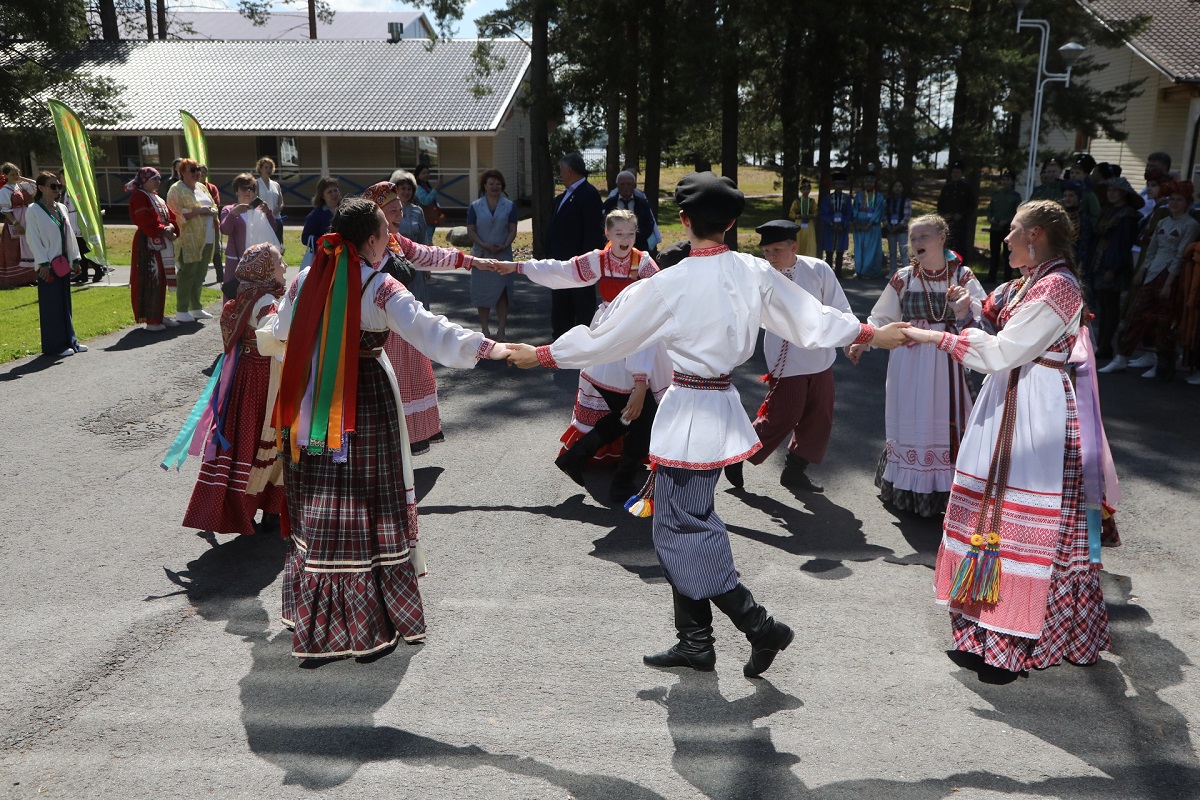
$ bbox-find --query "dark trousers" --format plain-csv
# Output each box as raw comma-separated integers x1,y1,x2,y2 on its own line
951,221,974,265
747,368,834,466
987,228,1012,283
37,274,77,355
822,251,845,275
593,386,657,477
1094,287,1121,357
551,286,598,339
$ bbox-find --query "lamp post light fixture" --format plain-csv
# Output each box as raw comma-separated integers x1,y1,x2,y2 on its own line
1015,0,1086,199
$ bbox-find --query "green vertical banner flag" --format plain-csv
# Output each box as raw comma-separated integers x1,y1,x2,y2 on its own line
180,110,209,168
47,99,108,266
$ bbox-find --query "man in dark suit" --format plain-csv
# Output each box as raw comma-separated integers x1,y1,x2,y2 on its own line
602,169,659,253
546,151,606,338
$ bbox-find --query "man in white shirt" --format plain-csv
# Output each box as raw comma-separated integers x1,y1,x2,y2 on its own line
724,220,851,493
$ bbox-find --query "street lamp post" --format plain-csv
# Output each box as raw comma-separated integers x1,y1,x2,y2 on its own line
1014,0,1085,199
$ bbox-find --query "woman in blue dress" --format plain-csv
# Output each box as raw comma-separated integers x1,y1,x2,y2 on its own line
853,166,886,279
467,169,519,339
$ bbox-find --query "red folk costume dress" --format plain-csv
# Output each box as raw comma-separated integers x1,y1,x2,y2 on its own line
932,259,1111,671
0,178,36,287
182,244,286,535
517,245,671,462
365,182,474,456
128,172,178,325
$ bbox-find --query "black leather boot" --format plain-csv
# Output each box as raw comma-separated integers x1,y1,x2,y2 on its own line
711,583,794,678
780,454,823,493
643,589,716,671
554,429,606,486
723,461,744,488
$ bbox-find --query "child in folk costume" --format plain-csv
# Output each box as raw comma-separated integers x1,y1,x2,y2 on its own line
903,200,1113,674
506,173,910,677
490,209,671,504
849,215,986,518
819,170,852,277
174,243,287,536
787,179,819,258
724,220,852,493
365,181,474,456
852,165,886,279
0,163,36,287
271,198,510,662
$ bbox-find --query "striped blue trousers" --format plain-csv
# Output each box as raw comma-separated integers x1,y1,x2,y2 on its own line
652,466,739,600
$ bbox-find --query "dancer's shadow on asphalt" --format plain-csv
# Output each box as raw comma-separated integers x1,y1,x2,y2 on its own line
880,506,944,569
724,488,893,579
639,671,805,799
419,492,665,585
104,323,205,352
155,526,668,796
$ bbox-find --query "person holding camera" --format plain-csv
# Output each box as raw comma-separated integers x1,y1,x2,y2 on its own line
220,172,277,300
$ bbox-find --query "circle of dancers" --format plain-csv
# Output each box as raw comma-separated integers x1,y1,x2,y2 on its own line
164,171,1120,679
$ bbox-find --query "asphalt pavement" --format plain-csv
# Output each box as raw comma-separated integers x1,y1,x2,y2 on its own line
1,269,1198,799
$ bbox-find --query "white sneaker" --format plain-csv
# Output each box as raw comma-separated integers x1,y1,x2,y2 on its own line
1141,366,1157,379
162,317,179,327
74,344,88,353
146,323,166,331
191,309,213,320
1128,353,1157,369
57,348,75,357
176,311,196,323
1098,355,1128,373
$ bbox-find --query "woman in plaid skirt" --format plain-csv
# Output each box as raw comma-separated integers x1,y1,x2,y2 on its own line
903,200,1113,675
271,198,511,663
849,215,986,517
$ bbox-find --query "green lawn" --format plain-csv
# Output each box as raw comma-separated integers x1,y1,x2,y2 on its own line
0,284,223,363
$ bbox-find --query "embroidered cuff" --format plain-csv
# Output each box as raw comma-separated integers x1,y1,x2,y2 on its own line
853,324,874,345
476,338,496,360
535,345,558,369
516,262,527,275
632,372,649,384
459,253,474,270
937,331,971,361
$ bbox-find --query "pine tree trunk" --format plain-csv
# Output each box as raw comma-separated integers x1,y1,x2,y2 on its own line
642,0,665,217
623,10,640,170
530,0,554,258
98,0,119,40
156,0,167,39
308,0,317,39
143,0,154,40
719,1,739,249
606,90,621,189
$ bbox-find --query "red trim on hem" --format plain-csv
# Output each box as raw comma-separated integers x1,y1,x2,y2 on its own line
690,244,730,257
582,373,634,394
650,442,762,470
536,345,558,369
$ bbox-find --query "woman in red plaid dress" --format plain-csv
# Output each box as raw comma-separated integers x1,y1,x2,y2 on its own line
903,200,1112,674
271,198,510,662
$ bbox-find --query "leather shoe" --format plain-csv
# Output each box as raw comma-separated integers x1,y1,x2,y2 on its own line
643,645,716,672
780,466,823,493
554,450,586,486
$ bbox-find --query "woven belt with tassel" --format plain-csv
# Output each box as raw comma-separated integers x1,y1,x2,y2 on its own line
672,372,731,390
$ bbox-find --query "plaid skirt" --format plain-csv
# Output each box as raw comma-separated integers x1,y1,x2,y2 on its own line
947,369,1110,671
281,357,425,658
183,349,284,536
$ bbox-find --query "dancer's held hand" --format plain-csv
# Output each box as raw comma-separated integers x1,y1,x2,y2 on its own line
870,321,910,350
505,343,539,368
901,327,937,345
487,342,512,360
845,343,864,365
480,260,517,275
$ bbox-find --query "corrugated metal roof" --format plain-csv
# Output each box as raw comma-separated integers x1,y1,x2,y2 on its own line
1083,0,1200,82
119,11,433,41
39,39,530,134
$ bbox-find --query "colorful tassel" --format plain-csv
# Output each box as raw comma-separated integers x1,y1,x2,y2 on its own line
948,534,982,603
624,469,657,518
971,532,1002,603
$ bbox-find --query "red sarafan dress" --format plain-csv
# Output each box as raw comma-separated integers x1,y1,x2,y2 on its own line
182,247,285,535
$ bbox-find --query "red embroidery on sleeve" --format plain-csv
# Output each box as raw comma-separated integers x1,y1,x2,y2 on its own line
888,270,905,294
573,253,598,283
853,324,874,345
535,345,558,369
1020,272,1083,324
373,275,405,309
476,339,496,360
936,331,971,361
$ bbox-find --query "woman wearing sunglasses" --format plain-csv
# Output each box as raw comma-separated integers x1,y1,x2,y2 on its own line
24,172,85,356
166,158,218,323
